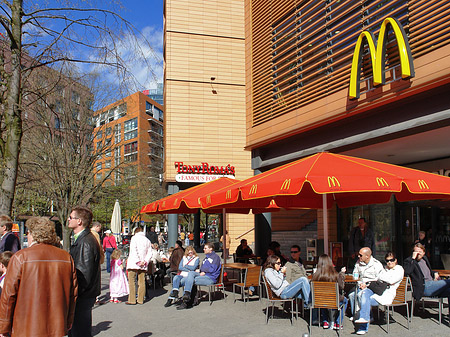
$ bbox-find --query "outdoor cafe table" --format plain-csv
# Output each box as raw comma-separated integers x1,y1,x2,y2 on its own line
224,263,259,283
434,269,450,278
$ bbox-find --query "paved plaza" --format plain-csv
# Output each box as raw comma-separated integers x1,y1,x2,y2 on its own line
92,263,449,337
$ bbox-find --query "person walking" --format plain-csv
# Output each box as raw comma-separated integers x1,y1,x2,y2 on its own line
103,230,117,273
109,249,129,303
126,227,152,305
68,206,101,337
0,215,20,253
0,217,78,337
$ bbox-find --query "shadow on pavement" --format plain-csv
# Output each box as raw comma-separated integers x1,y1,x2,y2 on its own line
92,320,112,335
134,333,153,337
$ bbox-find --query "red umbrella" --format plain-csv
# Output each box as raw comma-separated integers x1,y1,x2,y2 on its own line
140,177,240,214
199,152,450,253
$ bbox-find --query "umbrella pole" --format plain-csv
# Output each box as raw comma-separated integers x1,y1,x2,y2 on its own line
323,194,329,255
223,208,227,261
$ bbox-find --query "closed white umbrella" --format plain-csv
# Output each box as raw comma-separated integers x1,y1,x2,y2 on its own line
156,220,160,233
110,199,121,242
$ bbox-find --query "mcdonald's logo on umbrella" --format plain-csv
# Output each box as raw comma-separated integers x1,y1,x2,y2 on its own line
376,177,389,187
280,179,291,191
327,176,341,188
349,17,415,99
418,180,429,189
249,184,258,195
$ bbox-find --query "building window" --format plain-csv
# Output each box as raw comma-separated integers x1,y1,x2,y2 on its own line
72,109,80,121
115,169,121,183
96,142,102,150
105,160,111,168
114,146,121,166
71,91,80,104
96,162,102,171
55,117,61,129
124,130,137,141
106,127,112,136
105,149,111,157
96,130,103,140
96,172,102,180
105,138,112,146
146,101,154,117
114,123,121,143
124,117,138,141
124,165,137,180
124,141,137,162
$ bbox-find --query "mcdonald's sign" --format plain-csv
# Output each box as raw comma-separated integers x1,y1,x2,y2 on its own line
418,179,429,190
281,179,291,191
376,177,389,187
249,184,258,195
327,176,341,188
206,195,211,204
226,190,232,200
349,17,415,99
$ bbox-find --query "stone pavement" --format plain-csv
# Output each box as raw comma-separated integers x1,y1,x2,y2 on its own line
92,262,449,337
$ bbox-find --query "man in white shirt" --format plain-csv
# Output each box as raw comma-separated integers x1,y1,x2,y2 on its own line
126,227,152,305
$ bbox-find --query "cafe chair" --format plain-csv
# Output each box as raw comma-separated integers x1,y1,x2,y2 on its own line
197,264,225,305
376,276,412,333
415,295,444,325
233,266,261,303
309,281,344,337
262,275,297,325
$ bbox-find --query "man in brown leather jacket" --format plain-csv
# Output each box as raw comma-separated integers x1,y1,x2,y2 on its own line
0,217,78,337
68,206,101,337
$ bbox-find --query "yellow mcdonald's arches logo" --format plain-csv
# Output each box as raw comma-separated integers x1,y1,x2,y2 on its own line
226,190,232,200
206,195,211,204
249,184,258,195
349,17,415,99
280,179,291,191
376,177,389,187
327,176,341,188
162,201,166,207
418,179,429,189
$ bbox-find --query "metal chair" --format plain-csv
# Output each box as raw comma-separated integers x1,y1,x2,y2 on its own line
415,295,444,324
262,275,297,324
233,266,261,303
197,264,225,305
309,281,344,336
377,276,412,333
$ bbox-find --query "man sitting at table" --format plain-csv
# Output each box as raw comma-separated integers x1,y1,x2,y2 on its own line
285,245,307,284
404,243,450,317
177,242,221,310
348,247,383,335
235,239,255,263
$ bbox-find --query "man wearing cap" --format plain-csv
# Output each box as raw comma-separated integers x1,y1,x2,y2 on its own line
103,229,117,273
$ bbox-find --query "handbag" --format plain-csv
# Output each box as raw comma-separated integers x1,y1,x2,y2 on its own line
368,280,389,295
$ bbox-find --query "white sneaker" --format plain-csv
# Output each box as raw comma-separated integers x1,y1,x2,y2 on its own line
355,318,369,323
356,330,367,335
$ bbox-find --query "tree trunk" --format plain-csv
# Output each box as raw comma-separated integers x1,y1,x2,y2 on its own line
0,0,23,216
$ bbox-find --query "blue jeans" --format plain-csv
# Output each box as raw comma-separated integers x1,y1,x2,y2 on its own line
105,248,114,273
172,275,186,292
280,276,310,303
354,288,378,332
184,271,215,293
424,279,450,302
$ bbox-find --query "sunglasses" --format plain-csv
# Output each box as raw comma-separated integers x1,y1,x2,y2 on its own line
290,251,300,254
275,262,282,265
358,254,363,257
385,258,396,263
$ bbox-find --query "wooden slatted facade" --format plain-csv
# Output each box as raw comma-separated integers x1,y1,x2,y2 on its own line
249,0,450,127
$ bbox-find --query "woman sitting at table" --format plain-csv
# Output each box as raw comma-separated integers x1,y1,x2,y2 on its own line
164,246,199,307
264,255,310,305
311,254,347,330
354,252,404,335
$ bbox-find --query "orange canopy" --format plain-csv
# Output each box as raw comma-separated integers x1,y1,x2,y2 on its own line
200,152,450,210
140,177,240,214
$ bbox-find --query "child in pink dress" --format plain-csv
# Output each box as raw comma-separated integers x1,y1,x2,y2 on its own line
109,249,129,303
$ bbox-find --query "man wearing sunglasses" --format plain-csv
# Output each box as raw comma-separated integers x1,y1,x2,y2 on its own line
285,245,307,284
